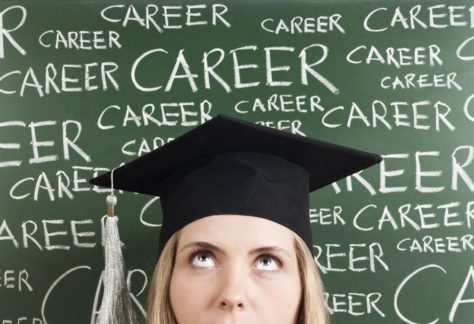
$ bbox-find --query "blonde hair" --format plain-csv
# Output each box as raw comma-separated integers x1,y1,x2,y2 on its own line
146,229,330,324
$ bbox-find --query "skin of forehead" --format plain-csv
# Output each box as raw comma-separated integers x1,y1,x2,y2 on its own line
177,214,296,257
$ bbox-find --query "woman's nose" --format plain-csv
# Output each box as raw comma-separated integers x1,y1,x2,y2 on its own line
217,265,249,311
220,298,245,311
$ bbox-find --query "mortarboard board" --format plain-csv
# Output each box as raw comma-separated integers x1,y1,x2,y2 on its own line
89,114,383,255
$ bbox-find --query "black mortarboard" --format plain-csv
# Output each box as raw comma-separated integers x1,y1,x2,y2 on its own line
89,114,382,255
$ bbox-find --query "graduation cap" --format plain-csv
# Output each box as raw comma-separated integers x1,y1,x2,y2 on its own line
90,114,382,322
90,114,382,253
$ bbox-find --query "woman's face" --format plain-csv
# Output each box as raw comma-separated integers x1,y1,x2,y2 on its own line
169,215,302,324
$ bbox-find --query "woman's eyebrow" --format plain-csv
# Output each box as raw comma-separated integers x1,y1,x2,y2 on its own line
178,241,292,259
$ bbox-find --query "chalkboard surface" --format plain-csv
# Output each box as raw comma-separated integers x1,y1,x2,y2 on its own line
1,1,473,323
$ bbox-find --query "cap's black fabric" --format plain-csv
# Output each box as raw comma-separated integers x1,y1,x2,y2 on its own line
89,114,382,255
158,151,311,253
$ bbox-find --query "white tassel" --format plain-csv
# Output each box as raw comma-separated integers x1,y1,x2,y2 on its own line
96,193,138,324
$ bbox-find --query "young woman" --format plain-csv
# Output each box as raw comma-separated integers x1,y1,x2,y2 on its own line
147,214,329,324
90,114,382,324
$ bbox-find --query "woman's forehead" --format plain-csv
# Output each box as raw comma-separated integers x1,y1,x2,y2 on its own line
178,214,295,249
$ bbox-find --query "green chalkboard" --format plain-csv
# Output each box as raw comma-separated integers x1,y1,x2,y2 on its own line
1,0,473,323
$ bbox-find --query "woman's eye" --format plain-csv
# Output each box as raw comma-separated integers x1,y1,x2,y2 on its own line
256,255,281,271
190,250,216,268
